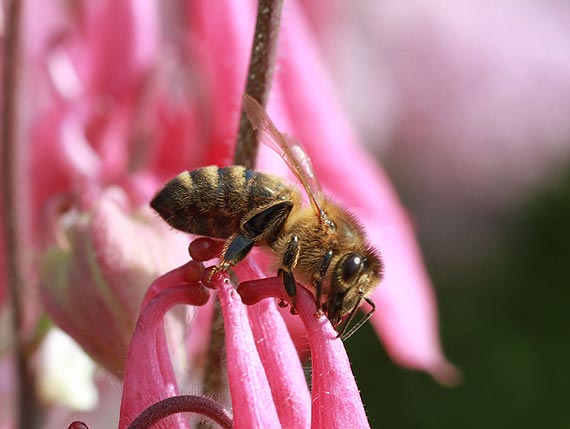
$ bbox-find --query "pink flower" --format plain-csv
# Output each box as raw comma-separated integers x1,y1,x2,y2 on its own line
188,0,456,383
32,0,452,386
281,1,458,382
23,0,191,377
115,0,458,419
2,0,457,425
40,187,188,376
305,0,570,214
118,240,368,428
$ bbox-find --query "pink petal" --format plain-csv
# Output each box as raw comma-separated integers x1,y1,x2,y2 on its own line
367,221,460,385
29,105,75,220
59,104,102,183
40,188,189,376
239,278,370,429
186,0,256,165
91,188,190,316
41,217,135,376
144,72,204,181
235,261,311,429
272,0,457,382
215,274,281,429
78,0,158,98
119,263,210,429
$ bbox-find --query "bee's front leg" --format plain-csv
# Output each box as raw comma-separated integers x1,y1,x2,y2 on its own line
312,250,334,316
209,233,255,280
278,235,300,314
211,201,293,280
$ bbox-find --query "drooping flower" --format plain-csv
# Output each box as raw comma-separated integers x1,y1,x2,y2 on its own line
188,0,457,383
2,0,459,425
280,1,457,382
119,259,211,429
118,239,369,429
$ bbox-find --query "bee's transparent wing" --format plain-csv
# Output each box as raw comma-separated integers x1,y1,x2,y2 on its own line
242,94,325,218
280,132,321,193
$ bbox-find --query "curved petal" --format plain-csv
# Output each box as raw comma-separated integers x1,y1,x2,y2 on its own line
119,263,210,429
78,0,158,98
239,278,370,429
186,0,255,165
91,189,190,315
235,261,311,428
215,274,281,429
271,0,457,382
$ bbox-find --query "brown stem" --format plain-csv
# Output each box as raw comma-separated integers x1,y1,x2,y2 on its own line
233,0,284,169
1,0,39,428
127,395,233,429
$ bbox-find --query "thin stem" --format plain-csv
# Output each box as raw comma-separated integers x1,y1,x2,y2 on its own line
233,0,284,169
1,1,39,428
127,395,233,429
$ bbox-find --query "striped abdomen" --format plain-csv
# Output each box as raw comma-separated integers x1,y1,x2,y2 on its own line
151,165,298,239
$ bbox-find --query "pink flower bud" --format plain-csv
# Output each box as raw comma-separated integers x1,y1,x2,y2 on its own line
40,188,188,376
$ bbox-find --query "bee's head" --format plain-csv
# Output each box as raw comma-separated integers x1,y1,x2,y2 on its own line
326,248,383,334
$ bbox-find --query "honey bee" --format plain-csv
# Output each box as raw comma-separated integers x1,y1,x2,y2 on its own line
151,94,383,339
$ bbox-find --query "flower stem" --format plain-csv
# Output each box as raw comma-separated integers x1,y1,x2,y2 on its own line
233,0,284,169
1,0,39,428
127,395,233,429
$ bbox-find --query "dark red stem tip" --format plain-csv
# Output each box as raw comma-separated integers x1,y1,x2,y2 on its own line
127,395,233,429
67,422,90,429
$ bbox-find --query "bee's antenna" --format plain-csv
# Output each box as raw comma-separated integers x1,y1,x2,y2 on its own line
337,296,376,341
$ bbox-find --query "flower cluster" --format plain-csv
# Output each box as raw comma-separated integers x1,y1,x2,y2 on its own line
117,239,372,428
1,0,456,427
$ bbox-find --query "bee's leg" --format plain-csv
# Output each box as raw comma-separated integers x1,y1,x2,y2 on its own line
278,235,300,314
312,250,334,315
210,233,255,279
222,233,255,266
210,201,293,281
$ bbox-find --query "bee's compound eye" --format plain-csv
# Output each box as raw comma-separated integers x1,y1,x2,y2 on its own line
341,254,363,283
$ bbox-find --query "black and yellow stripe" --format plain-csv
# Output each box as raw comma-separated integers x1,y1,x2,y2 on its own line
151,166,296,239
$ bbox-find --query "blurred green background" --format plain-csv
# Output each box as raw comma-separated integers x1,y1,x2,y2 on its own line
348,172,570,428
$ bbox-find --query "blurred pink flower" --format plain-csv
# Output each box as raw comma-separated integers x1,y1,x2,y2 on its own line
39,187,188,376
302,0,570,262
20,0,191,377
306,0,570,196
